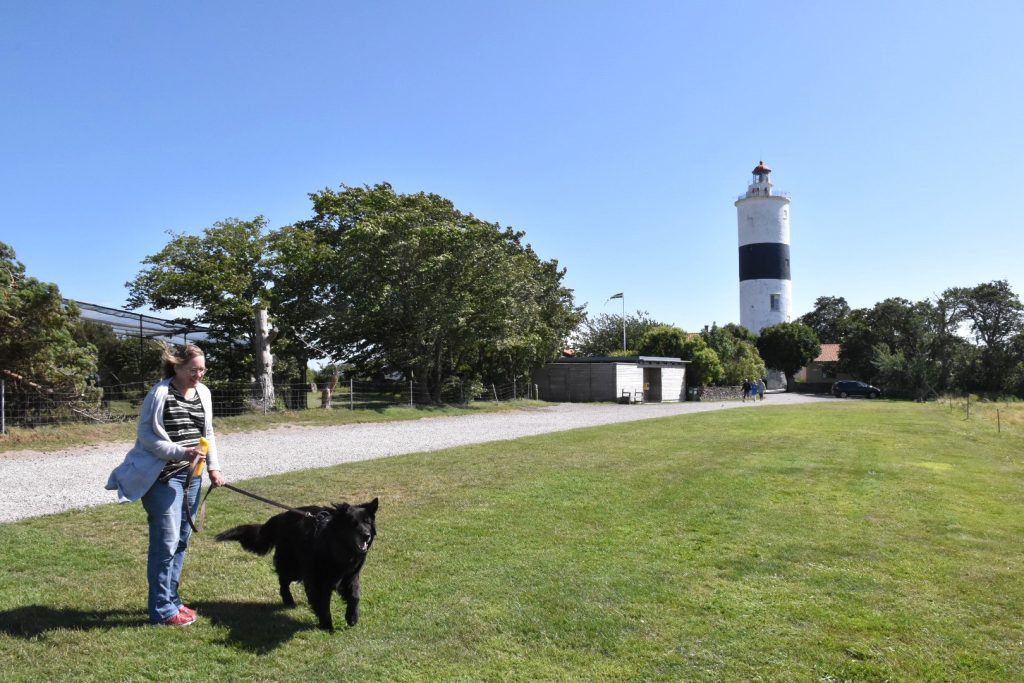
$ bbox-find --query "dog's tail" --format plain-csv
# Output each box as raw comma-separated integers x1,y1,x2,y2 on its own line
215,523,275,555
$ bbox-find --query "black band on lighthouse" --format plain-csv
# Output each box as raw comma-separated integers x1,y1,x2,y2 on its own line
738,243,790,281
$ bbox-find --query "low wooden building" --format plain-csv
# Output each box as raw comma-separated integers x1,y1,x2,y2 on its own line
532,356,689,403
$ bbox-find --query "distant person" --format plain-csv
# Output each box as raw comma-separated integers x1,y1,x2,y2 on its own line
761,377,769,400
106,343,226,626
741,379,751,402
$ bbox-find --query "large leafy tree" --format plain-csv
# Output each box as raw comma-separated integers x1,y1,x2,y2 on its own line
574,310,663,356
839,297,966,398
292,183,582,402
74,320,163,388
264,223,338,403
756,322,821,391
0,241,96,388
798,296,851,343
701,323,766,385
679,335,725,387
941,280,1024,394
637,325,724,387
637,325,688,357
126,217,272,381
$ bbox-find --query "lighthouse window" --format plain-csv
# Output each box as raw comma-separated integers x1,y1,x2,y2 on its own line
770,294,781,311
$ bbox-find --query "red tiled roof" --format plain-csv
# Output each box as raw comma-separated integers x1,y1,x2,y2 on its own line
814,343,841,363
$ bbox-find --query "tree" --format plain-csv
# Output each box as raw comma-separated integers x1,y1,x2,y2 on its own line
798,296,851,343
839,297,965,398
701,323,767,385
756,322,821,391
126,217,274,386
74,320,163,388
0,240,97,389
941,280,1024,393
637,325,687,358
574,310,663,356
679,335,725,387
291,183,582,403
839,299,921,384
266,222,336,400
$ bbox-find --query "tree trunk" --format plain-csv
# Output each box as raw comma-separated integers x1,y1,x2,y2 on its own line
254,308,275,407
320,369,339,408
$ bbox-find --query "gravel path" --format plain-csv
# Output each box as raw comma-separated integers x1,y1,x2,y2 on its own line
0,393,829,523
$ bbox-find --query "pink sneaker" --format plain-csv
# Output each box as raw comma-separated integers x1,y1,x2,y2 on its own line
179,605,197,619
161,610,196,627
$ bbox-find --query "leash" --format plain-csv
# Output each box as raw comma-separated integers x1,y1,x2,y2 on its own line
195,482,319,533
157,460,203,533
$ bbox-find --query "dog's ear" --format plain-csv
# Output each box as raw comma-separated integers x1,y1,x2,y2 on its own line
332,503,350,514
361,497,379,516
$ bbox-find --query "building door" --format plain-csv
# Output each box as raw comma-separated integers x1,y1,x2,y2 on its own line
643,368,662,402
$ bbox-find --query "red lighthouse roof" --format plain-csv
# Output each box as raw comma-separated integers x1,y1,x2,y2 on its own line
752,160,771,175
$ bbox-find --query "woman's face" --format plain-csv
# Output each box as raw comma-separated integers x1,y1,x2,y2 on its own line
174,354,207,390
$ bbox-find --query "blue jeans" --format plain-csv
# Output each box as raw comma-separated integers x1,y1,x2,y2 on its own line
141,470,201,624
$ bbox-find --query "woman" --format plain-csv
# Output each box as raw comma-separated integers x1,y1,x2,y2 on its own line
106,343,226,626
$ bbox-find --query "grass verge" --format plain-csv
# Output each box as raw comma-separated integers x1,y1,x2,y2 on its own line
0,400,551,454
1,401,1022,680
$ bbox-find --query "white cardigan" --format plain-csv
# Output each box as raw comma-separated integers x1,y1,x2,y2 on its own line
105,377,220,503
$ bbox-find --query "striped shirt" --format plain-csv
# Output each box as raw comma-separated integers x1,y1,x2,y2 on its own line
159,385,206,477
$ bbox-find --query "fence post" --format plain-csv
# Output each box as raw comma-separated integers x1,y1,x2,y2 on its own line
997,409,1001,433
513,379,517,400
350,378,354,410
1,378,5,434
409,380,414,408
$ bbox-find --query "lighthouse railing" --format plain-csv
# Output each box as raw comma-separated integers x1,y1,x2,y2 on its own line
737,190,790,201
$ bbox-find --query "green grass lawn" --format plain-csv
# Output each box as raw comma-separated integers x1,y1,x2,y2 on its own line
1,401,1022,681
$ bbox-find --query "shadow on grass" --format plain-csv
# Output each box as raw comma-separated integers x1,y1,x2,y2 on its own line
0,605,144,635
193,600,315,653
0,601,314,654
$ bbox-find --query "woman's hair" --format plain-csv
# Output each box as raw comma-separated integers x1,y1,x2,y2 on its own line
161,343,205,378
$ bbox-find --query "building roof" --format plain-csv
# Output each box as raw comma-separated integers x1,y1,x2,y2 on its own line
752,160,771,175
547,355,689,367
814,343,841,363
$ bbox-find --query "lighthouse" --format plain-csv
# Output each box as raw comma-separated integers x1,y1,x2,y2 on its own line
735,161,791,334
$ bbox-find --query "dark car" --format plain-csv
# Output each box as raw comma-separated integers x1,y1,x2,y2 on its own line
832,380,882,399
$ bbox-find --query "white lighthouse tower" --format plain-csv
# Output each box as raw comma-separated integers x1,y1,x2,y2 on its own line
735,161,791,334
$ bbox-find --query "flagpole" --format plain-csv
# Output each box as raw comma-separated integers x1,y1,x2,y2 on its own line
606,292,626,352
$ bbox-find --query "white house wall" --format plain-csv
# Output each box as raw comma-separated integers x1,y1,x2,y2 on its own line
661,368,686,402
615,365,644,400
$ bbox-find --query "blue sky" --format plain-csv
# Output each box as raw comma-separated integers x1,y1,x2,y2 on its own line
3,1,1022,336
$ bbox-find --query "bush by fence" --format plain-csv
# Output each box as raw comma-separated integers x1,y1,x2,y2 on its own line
0,377,541,432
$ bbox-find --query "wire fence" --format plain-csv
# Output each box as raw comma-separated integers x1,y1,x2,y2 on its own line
0,377,540,432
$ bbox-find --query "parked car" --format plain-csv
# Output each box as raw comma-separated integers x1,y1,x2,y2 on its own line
831,380,882,399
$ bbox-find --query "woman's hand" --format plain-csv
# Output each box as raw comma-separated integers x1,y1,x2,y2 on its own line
184,447,206,465
209,469,226,487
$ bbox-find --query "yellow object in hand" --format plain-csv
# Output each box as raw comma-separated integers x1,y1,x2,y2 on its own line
194,436,209,476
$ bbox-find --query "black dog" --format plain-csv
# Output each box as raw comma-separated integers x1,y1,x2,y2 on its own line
215,498,378,631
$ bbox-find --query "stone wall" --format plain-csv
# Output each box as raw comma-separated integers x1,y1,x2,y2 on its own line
693,385,743,401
